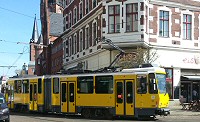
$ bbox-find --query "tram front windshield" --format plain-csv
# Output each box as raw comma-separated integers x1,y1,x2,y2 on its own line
156,74,167,94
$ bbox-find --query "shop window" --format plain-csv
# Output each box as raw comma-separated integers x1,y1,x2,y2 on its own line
165,68,173,99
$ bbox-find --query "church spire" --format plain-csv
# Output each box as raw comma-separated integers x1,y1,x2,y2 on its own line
30,15,39,43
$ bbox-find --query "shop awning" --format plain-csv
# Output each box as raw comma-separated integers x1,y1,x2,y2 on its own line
181,75,200,81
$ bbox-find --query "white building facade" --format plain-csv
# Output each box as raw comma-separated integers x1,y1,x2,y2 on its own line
62,0,200,101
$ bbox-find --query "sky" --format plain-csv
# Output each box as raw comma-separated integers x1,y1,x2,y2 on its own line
0,0,41,77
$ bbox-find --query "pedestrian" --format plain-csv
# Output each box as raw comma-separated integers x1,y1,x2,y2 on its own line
192,89,198,101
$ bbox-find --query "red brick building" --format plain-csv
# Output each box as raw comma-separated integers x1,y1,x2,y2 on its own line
34,0,63,75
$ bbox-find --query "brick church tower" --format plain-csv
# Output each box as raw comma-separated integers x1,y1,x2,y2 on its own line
28,16,39,75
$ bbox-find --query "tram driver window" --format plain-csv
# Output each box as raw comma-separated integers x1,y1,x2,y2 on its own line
137,75,147,94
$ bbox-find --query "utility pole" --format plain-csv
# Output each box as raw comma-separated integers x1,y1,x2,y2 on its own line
43,0,50,75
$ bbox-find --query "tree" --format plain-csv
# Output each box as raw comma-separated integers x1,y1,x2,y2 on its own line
117,46,158,69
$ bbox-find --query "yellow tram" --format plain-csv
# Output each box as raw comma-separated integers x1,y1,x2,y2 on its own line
6,67,170,119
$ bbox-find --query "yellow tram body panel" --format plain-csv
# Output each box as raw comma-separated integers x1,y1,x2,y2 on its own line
158,94,169,108
76,94,115,107
6,79,15,109
13,93,29,104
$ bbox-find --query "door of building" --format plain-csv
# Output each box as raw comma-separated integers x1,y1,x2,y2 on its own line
181,82,192,102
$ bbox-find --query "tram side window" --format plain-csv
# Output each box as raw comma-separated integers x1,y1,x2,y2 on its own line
137,75,147,94
77,76,93,94
38,78,42,94
14,80,22,93
95,75,113,94
149,73,158,94
22,80,29,93
53,78,59,94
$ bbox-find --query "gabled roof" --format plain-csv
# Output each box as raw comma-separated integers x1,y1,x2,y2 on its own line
50,13,63,36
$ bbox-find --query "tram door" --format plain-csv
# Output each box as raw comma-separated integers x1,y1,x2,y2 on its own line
61,82,75,113
29,83,38,111
115,80,134,116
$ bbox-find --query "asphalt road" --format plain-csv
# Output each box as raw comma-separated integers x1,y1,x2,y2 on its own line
10,112,200,122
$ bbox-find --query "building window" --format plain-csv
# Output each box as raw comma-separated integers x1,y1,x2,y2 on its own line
159,10,169,37
85,0,90,14
69,37,72,56
145,5,148,33
183,14,192,40
85,27,89,49
108,5,120,33
126,3,138,32
93,22,97,46
65,15,68,30
93,0,97,9
73,7,77,24
65,0,68,6
79,2,83,19
69,12,72,27
74,34,77,54
79,31,83,51
66,39,69,57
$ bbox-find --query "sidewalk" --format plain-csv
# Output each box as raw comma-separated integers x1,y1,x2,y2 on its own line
168,100,200,116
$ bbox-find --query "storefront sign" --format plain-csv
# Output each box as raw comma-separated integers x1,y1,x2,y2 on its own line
182,55,200,64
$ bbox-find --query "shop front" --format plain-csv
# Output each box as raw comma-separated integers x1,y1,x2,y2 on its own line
154,49,200,101
180,75,200,102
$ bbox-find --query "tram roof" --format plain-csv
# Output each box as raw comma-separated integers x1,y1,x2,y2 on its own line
8,75,44,80
121,67,166,74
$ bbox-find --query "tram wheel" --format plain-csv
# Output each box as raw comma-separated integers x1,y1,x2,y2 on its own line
104,109,113,120
81,109,91,119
